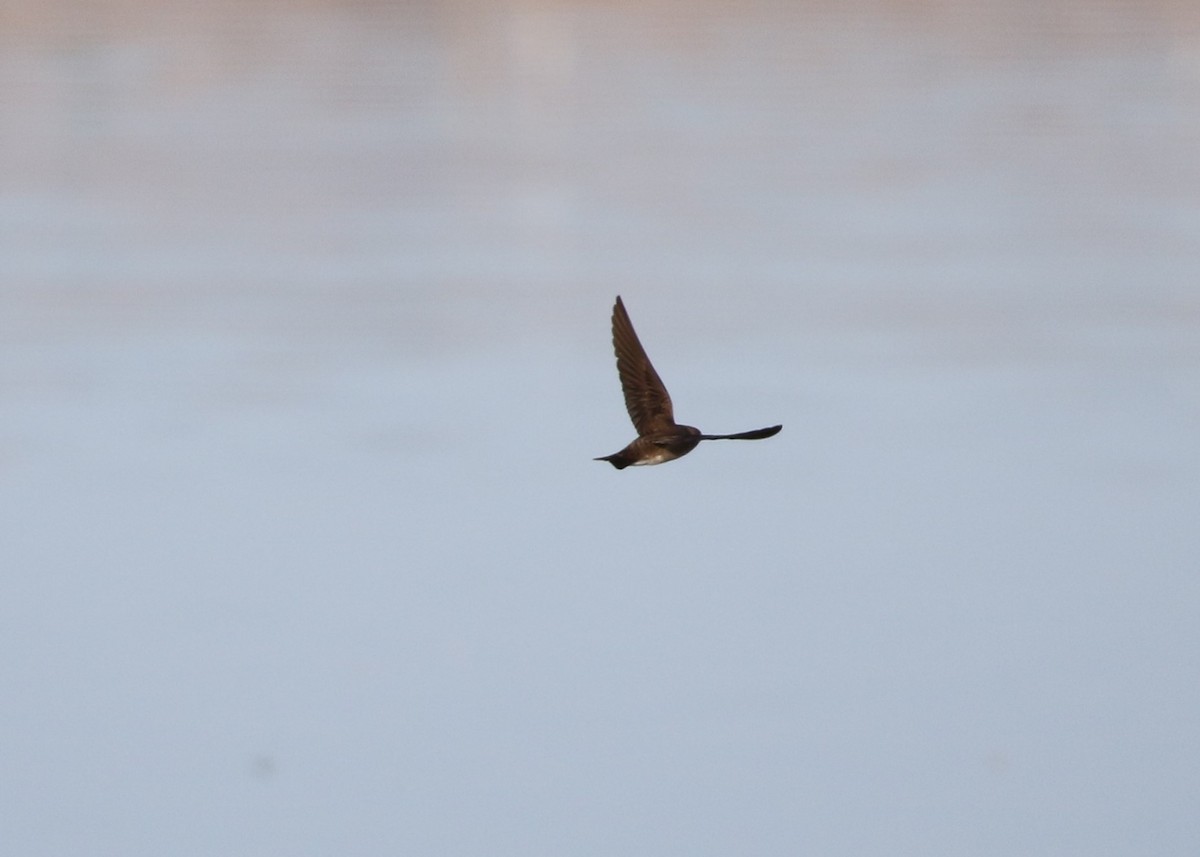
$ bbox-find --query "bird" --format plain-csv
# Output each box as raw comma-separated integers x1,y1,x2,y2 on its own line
595,296,782,469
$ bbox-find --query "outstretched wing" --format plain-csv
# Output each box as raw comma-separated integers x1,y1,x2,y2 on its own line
611,296,676,435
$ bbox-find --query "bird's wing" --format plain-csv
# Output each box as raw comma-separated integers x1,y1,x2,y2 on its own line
612,296,676,435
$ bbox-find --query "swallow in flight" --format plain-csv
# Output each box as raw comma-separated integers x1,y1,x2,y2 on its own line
595,296,782,469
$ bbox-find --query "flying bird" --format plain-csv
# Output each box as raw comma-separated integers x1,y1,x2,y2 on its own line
595,296,782,469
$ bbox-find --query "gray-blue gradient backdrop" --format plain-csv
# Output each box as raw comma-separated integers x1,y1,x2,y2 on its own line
3,2,1198,854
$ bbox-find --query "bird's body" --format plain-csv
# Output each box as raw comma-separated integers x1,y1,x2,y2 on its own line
595,426,703,470
595,296,781,469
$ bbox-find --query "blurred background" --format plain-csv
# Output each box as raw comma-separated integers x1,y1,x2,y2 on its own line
2,1,1198,854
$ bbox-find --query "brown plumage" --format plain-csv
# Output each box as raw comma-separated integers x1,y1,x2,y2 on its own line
595,296,782,469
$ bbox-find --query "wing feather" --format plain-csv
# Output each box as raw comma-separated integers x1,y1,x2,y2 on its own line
611,296,676,435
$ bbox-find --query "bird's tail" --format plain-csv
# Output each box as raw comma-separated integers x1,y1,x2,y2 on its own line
698,425,782,441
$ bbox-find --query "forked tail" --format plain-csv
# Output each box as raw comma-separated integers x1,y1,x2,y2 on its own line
698,424,782,441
